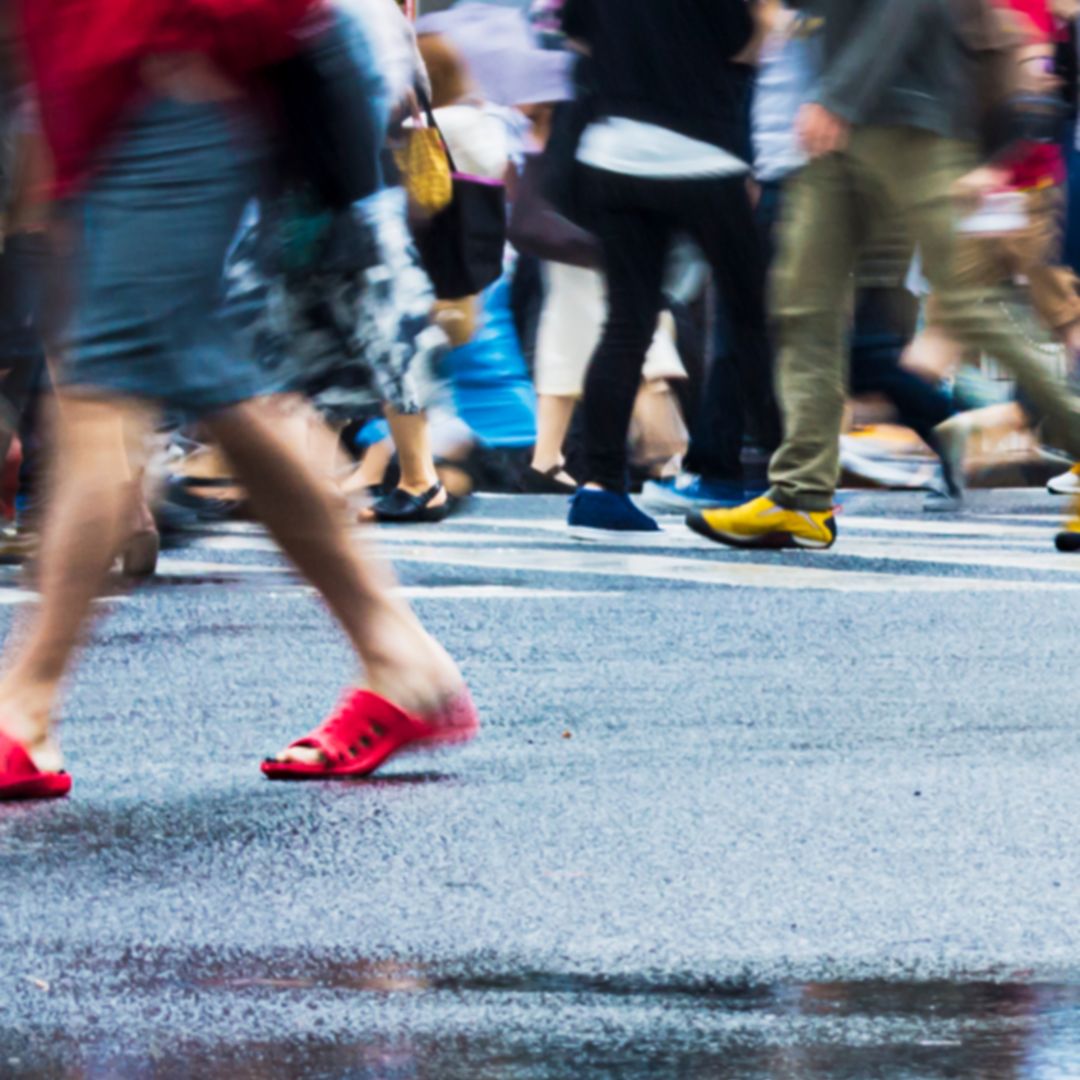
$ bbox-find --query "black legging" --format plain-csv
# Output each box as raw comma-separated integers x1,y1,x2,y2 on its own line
581,165,774,492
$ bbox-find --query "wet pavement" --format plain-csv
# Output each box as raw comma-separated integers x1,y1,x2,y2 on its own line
1,492,1078,1078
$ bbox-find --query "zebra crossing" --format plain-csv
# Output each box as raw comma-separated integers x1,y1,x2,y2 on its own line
86,492,1080,598
0,493,1072,604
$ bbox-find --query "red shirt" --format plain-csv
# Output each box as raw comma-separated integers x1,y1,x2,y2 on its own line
998,0,1067,189
20,0,322,195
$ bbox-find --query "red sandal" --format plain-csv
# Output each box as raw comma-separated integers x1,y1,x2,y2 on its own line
0,731,72,801
261,687,479,781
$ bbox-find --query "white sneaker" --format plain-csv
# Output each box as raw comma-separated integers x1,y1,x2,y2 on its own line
838,438,936,490
1047,465,1080,495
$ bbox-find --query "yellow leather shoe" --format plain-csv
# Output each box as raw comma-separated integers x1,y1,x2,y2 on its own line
687,495,836,550
1055,495,1080,552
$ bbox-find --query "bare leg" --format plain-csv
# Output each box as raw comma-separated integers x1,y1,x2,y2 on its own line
387,408,442,495
202,400,462,763
531,394,577,483
356,407,447,523
0,395,154,769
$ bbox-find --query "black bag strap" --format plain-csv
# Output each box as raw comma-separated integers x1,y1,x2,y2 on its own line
415,85,459,175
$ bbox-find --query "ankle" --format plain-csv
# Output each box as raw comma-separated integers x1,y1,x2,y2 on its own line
0,679,55,739
397,475,440,496
531,455,564,474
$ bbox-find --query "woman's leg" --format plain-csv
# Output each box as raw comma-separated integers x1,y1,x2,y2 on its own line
384,408,444,498
0,395,155,769
203,400,462,744
531,393,577,478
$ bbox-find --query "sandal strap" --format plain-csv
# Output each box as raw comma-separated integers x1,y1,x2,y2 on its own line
371,484,445,521
0,731,40,780
286,691,412,765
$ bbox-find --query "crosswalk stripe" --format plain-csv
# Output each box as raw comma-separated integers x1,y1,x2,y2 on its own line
2,505,1071,597
382,543,1079,593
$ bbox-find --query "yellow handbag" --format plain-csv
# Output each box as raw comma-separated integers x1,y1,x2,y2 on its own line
394,125,453,214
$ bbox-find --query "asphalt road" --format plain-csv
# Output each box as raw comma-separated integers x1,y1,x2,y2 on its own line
0,491,1077,1079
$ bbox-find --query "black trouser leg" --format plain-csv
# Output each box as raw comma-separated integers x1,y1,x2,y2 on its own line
582,171,669,492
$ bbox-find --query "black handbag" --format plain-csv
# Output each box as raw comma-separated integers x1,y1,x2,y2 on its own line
508,153,600,270
412,93,508,301
264,12,383,209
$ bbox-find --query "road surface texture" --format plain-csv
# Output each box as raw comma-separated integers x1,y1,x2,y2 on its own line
1,491,1077,1078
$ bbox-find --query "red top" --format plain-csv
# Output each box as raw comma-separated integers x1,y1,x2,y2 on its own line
998,0,1066,189
20,0,322,195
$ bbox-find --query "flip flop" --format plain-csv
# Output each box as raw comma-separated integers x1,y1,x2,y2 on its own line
0,731,72,801
261,687,479,781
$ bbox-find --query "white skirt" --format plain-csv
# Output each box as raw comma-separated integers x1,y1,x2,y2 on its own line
533,262,686,398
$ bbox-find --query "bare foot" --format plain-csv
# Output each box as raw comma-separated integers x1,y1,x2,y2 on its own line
273,603,463,766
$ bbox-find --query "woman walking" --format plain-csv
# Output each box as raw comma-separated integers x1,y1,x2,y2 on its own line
0,0,477,800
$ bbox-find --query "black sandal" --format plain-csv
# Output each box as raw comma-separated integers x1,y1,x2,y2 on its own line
368,483,453,524
522,464,578,496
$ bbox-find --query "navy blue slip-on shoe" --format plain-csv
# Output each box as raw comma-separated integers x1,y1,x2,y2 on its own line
567,488,665,542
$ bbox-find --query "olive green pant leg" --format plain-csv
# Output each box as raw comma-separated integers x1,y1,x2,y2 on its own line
767,152,870,511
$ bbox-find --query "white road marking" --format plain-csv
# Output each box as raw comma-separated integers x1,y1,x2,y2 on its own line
383,543,1080,594
7,508,1062,599
836,538,1080,575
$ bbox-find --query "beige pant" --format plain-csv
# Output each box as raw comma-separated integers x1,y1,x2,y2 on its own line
534,262,685,397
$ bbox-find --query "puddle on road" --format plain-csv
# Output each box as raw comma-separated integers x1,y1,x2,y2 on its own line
4,974,1078,1078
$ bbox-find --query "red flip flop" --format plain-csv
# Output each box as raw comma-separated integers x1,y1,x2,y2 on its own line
0,731,72,801
261,686,479,781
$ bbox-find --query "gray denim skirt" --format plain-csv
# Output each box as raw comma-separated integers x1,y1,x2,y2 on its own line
58,96,270,416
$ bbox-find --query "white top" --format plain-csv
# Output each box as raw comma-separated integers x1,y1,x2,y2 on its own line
434,105,511,180
576,117,748,179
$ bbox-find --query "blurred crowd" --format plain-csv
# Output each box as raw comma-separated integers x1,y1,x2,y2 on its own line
2,0,1080,564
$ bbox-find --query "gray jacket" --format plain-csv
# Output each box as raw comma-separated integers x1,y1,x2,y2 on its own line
792,0,976,141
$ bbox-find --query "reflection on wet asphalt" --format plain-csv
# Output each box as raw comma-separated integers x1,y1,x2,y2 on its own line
2,496,1079,1077
3,976,1079,1078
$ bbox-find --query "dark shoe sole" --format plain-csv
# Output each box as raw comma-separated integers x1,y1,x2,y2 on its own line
1055,530,1080,553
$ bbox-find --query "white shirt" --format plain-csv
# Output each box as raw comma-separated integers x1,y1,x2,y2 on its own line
576,117,748,179
434,105,511,180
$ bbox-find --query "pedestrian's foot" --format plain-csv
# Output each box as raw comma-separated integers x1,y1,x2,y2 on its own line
523,463,577,495
1055,495,1080,552
923,484,964,513
931,415,974,499
639,474,746,513
1048,463,1080,496
122,526,160,578
271,605,466,768
358,483,451,525
262,683,479,780
0,696,62,775
567,487,664,542
687,495,836,550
